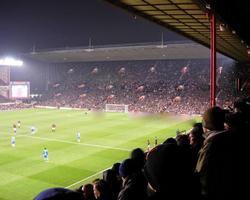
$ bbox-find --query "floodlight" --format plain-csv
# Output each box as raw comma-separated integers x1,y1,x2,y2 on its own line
0,57,23,67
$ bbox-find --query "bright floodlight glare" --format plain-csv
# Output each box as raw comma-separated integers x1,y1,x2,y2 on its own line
0,57,23,67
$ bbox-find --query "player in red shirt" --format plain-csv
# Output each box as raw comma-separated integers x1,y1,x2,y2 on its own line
13,124,17,135
17,121,21,128
51,124,56,132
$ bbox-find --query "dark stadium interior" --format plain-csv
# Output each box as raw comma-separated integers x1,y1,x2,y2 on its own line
207,0,250,48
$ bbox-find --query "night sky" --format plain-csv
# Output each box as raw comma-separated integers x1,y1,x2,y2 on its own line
0,0,186,55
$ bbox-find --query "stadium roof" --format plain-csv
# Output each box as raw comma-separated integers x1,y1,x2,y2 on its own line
103,0,250,62
24,42,226,63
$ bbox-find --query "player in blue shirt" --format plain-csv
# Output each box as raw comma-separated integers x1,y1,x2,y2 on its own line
76,132,80,143
43,148,49,161
11,136,16,147
31,126,36,135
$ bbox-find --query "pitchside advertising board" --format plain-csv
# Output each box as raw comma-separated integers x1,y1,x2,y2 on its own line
9,81,30,99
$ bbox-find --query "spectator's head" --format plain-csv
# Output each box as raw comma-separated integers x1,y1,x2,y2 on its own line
225,112,245,130
193,122,203,132
34,187,83,200
144,144,185,193
119,158,136,179
176,134,190,147
130,148,145,171
103,169,117,184
82,184,94,200
202,106,226,131
111,162,121,176
189,123,204,146
234,99,246,113
234,98,250,120
163,137,177,145
93,179,111,200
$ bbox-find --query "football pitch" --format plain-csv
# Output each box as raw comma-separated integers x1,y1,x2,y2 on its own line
0,109,197,200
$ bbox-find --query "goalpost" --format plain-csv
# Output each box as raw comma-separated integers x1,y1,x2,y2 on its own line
105,104,129,113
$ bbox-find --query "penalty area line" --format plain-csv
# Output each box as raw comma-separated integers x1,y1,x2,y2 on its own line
65,167,111,189
16,134,130,152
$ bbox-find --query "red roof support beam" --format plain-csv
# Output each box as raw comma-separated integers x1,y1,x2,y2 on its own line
210,13,216,107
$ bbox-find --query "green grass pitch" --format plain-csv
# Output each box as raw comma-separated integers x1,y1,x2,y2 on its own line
0,109,198,200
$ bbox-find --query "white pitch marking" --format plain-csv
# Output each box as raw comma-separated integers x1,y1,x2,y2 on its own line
17,134,130,152
65,167,111,189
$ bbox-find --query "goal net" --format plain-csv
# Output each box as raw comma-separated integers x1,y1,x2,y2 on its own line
105,104,129,113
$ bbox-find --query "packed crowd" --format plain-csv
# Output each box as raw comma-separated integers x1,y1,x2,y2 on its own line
34,98,250,200
37,59,238,114
0,102,32,110
0,95,9,103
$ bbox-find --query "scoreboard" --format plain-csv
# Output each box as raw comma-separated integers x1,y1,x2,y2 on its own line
9,81,30,99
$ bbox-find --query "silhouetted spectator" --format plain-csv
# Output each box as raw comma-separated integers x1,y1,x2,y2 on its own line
82,184,95,200
103,169,121,199
144,144,200,200
176,134,195,173
189,123,204,149
163,137,177,145
189,123,205,168
93,179,113,200
112,162,121,177
130,148,146,172
34,187,83,200
118,158,147,200
176,134,190,147
196,106,234,200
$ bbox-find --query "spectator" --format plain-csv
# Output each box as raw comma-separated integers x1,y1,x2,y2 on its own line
188,123,205,168
144,144,200,200
112,162,121,177
163,137,177,145
196,106,234,200
130,148,146,172
93,179,113,200
34,187,83,200
103,169,121,199
118,158,147,200
82,184,95,200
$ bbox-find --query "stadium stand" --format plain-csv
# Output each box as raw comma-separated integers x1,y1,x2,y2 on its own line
32,59,237,114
